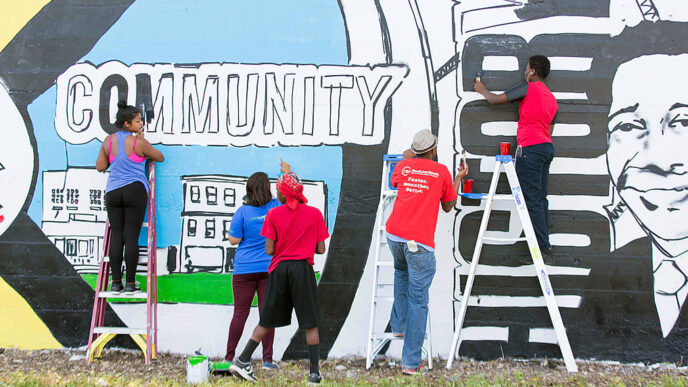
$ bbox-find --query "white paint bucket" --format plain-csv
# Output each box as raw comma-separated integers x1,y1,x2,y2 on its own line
186,355,210,384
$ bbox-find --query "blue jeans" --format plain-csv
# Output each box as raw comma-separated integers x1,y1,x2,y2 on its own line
387,238,436,369
515,142,554,249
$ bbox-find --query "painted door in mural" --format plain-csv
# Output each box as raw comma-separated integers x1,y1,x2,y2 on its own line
1,0,687,362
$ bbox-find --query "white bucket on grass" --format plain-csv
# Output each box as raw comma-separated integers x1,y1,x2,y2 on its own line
186,355,210,384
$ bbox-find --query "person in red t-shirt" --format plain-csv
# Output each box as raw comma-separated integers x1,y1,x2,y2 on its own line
474,55,558,250
230,171,329,385
385,129,468,374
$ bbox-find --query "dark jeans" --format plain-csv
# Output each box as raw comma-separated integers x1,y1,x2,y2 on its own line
225,272,274,362
105,182,148,284
515,142,554,250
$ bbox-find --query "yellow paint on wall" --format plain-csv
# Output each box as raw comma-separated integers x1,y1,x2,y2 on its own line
0,0,50,52
0,276,62,349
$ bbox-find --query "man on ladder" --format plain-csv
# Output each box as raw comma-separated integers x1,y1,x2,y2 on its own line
384,129,468,375
474,55,558,251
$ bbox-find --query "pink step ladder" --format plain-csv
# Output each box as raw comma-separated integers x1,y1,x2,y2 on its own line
86,160,159,363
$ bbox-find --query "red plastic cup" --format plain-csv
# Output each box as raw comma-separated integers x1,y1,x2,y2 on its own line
500,142,511,155
463,179,473,193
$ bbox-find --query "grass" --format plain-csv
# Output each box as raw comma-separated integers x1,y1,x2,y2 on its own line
2,370,688,387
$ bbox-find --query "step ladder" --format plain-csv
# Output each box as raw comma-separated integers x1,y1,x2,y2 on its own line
446,155,577,372
86,160,158,364
365,154,433,370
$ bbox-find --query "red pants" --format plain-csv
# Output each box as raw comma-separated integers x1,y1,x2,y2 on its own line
225,272,274,362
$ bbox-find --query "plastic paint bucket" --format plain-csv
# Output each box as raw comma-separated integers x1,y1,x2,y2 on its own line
187,355,210,384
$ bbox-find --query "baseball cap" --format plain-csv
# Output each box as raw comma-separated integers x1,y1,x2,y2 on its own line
411,129,438,154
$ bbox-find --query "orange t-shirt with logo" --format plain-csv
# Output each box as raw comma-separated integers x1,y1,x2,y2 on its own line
385,158,457,248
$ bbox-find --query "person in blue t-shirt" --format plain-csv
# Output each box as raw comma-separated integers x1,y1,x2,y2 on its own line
223,161,291,369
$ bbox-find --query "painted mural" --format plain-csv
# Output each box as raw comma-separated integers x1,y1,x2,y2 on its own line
0,0,686,363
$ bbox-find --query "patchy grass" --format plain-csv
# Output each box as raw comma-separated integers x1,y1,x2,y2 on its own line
0,348,687,386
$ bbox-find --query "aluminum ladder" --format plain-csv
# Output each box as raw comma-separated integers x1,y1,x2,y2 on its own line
365,154,433,370
86,160,158,364
446,155,577,372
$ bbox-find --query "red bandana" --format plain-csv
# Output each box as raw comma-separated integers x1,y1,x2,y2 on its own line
276,172,308,210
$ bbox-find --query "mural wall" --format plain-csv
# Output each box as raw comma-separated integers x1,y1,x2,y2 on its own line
1,0,686,363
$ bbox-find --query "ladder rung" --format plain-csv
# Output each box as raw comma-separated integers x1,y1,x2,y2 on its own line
99,291,147,299
375,333,404,340
382,190,398,197
375,296,395,303
461,193,513,201
93,327,147,335
376,261,393,267
482,237,528,243
377,283,394,287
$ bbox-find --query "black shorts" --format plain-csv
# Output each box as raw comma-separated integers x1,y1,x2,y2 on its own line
258,260,321,329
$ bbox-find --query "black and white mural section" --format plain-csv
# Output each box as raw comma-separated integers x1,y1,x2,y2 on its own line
452,0,688,362
335,0,688,362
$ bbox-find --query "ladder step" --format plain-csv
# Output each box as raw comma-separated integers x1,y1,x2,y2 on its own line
375,296,395,303
375,333,404,341
382,190,398,197
376,261,394,267
93,327,147,335
376,283,394,287
460,193,513,201
99,291,147,299
482,236,528,243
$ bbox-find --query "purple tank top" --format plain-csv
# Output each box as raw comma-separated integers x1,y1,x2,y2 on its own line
105,131,149,193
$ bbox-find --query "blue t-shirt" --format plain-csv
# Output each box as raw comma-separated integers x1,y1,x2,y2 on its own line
229,198,281,274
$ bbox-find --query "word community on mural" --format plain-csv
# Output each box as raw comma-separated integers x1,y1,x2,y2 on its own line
55,61,408,147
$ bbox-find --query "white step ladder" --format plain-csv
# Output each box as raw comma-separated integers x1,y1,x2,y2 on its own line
446,155,577,372
365,154,433,370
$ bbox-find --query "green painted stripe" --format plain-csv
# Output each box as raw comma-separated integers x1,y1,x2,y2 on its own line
81,271,321,305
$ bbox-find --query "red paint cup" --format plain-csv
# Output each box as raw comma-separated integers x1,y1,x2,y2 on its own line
463,179,473,193
500,142,511,155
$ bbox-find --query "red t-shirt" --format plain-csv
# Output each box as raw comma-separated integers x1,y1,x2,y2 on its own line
260,203,329,273
385,158,457,248
506,81,558,147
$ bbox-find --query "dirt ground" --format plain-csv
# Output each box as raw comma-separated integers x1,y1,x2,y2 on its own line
1,347,687,386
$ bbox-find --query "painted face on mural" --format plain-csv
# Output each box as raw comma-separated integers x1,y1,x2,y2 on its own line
0,83,34,236
607,54,688,242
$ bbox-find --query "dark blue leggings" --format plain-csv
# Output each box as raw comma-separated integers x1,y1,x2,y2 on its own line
105,182,148,284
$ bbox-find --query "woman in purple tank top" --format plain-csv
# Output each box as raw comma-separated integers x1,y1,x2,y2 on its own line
96,101,164,294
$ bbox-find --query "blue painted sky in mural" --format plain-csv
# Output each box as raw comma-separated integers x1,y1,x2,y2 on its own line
27,0,347,247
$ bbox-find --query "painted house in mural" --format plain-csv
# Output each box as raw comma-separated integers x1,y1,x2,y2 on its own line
179,175,328,274
41,168,109,274
179,175,244,273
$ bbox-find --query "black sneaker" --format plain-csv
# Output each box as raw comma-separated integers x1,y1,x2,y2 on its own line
111,282,123,294
230,358,257,382
124,283,141,294
308,372,322,384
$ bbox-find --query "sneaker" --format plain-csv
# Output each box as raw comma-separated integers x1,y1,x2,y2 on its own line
230,358,257,382
110,282,123,294
308,372,322,384
392,332,404,338
124,283,141,294
402,366,425,375
262,361,279,370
